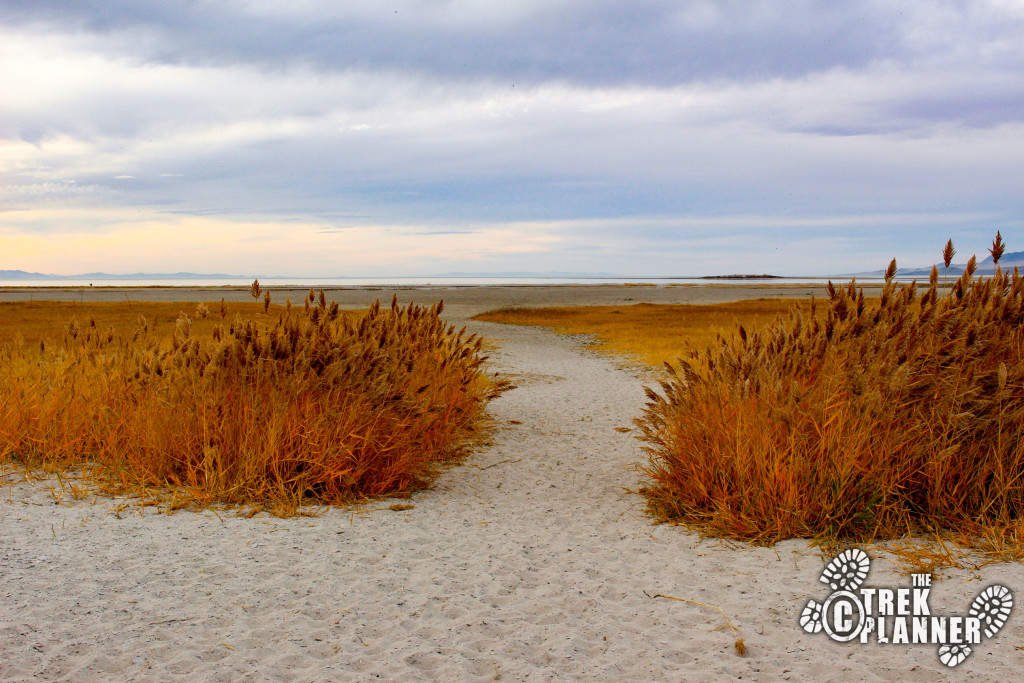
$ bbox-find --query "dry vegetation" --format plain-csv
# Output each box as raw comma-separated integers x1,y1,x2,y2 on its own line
637,235,1024,555
476,237,1024,562
0,285,504,514
474,298,820,368
0,299,262,349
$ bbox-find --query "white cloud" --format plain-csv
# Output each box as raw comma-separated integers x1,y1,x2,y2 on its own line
1,1,1023,275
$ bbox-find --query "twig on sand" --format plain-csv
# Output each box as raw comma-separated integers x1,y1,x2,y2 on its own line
644,591,746,656
469,458,521,471
148,617,197,626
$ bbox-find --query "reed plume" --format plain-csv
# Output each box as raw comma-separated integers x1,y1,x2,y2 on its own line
636,236,1024,547
0,292,506,513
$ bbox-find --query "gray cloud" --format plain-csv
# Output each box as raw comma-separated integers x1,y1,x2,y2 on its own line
0,1,927,85
3,0,1024,276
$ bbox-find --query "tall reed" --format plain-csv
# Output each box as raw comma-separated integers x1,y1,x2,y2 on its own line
636,236,1024,547
0,289,505,513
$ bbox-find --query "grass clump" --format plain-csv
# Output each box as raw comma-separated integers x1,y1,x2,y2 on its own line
636,235,1024,550
474,299,819,368
0,286,504,514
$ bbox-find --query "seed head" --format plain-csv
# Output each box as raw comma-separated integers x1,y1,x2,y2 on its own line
990,231,1006,266
884,259,897,282
943,239,956,269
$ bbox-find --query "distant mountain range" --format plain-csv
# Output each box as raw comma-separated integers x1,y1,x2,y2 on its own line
0,270,245,280
853,251,1024,278
14,261,1022,282
0,269,632,280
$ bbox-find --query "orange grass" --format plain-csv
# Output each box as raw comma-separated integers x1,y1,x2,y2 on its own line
0,287,505,513
475,246,1024,556
474,298,819,367
635,243,1024,550
0,299,287,348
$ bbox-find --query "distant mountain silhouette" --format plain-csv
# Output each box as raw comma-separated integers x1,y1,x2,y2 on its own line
852,251,1024,279
1,269,632,280
0,270,245,280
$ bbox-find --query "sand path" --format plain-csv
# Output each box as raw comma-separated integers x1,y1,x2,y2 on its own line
2,312,1023,681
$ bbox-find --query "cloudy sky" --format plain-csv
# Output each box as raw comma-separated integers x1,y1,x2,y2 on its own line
3,1,1024,277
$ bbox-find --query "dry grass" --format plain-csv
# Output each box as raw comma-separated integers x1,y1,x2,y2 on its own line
474,298,819,368
0,286,505,514
635,240,1024,554
476,244,1024,561
0,299,284,349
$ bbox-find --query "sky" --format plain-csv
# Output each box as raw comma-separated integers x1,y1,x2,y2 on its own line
2,0,1024,277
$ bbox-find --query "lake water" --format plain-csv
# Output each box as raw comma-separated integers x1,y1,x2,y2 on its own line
0,276,873,288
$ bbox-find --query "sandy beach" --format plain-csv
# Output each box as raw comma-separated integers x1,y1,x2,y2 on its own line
2,285,1021,681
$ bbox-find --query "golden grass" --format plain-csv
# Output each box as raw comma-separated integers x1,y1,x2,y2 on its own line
634,250,1024,551
0,287,505,514
477,243,1024,559
0,299,293,348
474,298,819,368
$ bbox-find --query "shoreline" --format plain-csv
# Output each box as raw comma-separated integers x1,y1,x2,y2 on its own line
0,282,884,312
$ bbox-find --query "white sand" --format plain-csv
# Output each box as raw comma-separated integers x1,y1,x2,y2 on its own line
2,292,1023,681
